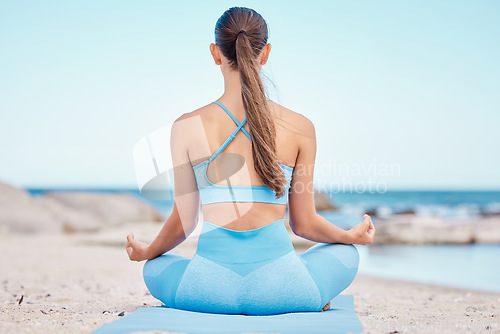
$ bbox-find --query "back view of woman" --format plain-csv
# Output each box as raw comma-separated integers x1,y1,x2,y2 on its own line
126,6,375,315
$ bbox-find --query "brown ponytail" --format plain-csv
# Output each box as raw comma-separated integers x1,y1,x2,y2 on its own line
215,7,287,198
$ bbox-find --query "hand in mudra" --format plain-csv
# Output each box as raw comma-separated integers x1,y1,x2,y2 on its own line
126,234,150,262
348,214,375,245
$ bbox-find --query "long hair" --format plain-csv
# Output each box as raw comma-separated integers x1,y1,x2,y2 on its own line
214,6,287,198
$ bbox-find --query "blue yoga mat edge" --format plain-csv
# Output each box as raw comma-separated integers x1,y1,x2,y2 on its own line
93,294,364,334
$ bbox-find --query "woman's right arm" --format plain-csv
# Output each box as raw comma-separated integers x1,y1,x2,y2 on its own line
126,113,201,261
126,201,193,261
287,116,375,245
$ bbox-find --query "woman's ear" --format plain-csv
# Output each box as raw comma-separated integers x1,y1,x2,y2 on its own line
260,43,271,65
210,43,222,65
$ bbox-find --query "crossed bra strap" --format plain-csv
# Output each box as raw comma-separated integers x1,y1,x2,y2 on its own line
208,101,254,162
208,118,247,163
210,99,272,162
193,99,291,205
212,101,251,140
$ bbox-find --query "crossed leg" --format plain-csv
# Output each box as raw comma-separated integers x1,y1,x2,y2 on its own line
143,243,359,312
299,243,360,311
143,252,191,307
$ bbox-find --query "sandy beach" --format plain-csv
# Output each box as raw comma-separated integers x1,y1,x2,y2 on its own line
1,221,499,334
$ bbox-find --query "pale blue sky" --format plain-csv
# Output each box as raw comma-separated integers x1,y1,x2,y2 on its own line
1,0,499,190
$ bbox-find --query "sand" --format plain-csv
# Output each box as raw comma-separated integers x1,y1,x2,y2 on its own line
1,222,499,334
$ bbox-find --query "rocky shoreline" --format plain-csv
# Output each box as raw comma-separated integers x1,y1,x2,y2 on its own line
371,213,500,245
2,181,499,244
0,182,164,234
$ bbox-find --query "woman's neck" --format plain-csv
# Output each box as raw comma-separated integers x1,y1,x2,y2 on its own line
220,69,245,115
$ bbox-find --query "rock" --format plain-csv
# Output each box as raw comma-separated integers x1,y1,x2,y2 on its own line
284,189,338,212
394,209,416,215
372,215,474,244
472,217,500,243
372,214,500,244
0,182,31,205
0,181,164,234
0,205,61,234
33,195,103,233
39,191,164,232
313,190,338,211
0,182,61,234
364,208,378,217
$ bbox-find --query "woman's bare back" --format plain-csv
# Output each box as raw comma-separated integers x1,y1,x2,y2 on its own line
184,99,309,231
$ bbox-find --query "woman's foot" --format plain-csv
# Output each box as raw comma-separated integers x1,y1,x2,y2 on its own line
320,301,330,312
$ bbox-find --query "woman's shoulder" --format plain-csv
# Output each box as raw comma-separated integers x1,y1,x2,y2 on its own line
173,100,315,136
170,104,220,144
173,103,216,124
269,101,315,136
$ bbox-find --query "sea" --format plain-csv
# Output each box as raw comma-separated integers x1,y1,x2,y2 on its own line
28,188,500,293
307,190,500,293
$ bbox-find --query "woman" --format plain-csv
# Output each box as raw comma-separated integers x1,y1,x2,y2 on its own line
126,6,375,316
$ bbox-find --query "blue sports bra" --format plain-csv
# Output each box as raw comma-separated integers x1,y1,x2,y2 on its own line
192,100,294,205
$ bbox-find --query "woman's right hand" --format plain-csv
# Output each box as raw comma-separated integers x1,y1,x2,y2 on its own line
126,234,151,262
347,214,376,245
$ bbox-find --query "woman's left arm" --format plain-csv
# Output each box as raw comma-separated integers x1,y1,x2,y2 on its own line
126,113,201,261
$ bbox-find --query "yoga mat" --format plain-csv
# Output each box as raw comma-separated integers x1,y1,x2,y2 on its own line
93,294,363,334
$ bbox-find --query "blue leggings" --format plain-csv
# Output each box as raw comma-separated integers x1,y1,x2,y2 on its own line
143,219,359,316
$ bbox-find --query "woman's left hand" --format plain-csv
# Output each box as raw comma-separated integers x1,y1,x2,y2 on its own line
126,234,151,262
347,214,376,245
